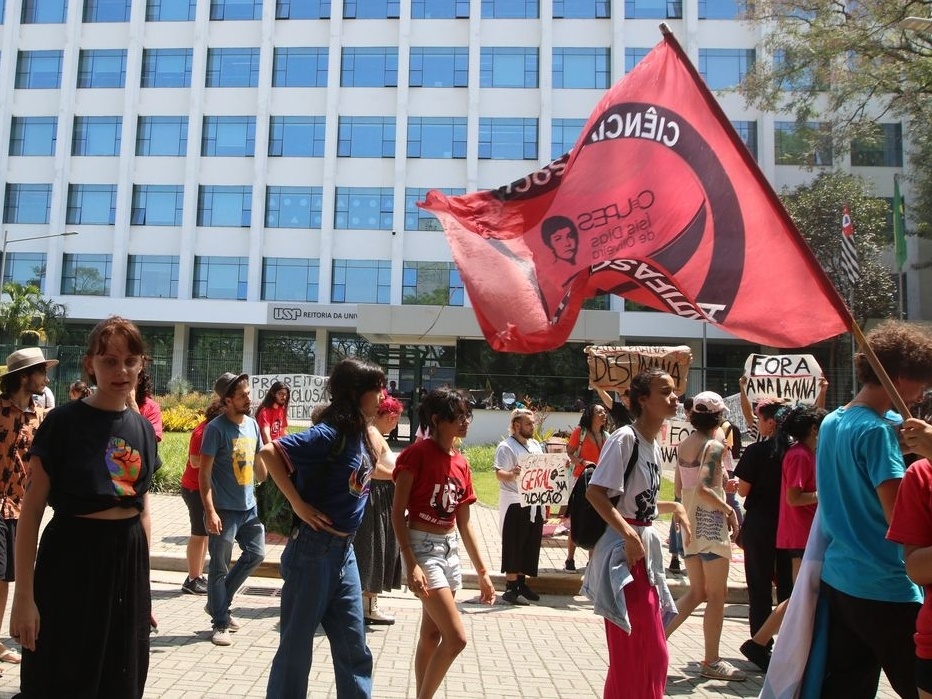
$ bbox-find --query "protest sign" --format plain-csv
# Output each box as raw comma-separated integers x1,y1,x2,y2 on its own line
250,374,329,421
743,354,823,405
659,417,694,471
722,393,747,434
517,453,572,508
586,345,693,395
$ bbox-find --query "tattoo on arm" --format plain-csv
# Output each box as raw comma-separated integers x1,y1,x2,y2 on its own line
701,442,724,488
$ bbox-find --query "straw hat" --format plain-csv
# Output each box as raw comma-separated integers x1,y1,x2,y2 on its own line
2,347,59,376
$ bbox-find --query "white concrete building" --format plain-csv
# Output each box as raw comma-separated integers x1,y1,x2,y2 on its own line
0,0,920,402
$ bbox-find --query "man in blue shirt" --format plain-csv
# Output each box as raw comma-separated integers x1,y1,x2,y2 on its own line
200,372,267,646
817,320,932,697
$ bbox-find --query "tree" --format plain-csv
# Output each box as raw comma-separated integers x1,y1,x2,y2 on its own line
0,282,69,345
739,1,932,233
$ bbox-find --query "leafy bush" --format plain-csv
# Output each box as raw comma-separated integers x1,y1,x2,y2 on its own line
162,405,203,432
151,431,190,493
157,391,210,412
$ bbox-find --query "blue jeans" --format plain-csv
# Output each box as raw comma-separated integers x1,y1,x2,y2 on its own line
207,506,266,629
266,524,373,699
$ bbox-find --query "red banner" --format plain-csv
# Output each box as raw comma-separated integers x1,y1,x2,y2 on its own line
420,30,852,353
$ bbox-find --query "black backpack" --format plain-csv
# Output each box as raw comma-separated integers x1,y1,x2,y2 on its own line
567,427,639,550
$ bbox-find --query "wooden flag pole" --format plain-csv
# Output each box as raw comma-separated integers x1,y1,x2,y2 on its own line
849,320,912,418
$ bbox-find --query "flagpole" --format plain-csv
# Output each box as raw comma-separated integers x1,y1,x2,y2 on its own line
849,288,858,399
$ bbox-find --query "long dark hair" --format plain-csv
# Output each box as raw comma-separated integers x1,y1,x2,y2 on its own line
316,358,385,465
135,368,154,404
418,387,472,432
761,401,793,462
578,403,606,432
260,381,290,411
782,404,828,443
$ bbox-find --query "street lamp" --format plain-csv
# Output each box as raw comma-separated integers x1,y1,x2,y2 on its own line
0,230,79,297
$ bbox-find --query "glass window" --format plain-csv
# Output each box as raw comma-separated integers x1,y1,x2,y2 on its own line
337,117,396,157
481,0,538,18
61,253,112,295
206,48,261,87
774,49,827,92
730,120,757,161
268,116,326,157
141,48,193,87
210,0,261,19
3,184,52,224
698,0,742,19
341,47,398,87
624,0,681,19
146,0,196,20
698,48,753,90
72,116,122,155
331,259,390,303
407,117,466,158
551,118,585,159
193,256,248,299
256,329,317,374
136,116,188,156
261,258,319,301
77,49,127,88
478,117,537,159
273,48,328,87
126,255,179,297
22,0,67,22
202,116,256,156
851,123,903,167
9,117,57,156
411,0,468,18
553,48,610,89
83,0,130,22
409,47,468,87
186,329,245,389
625,47,649,73
402,261,463,305
275,0,330,18
15,50,63,89
334,187,393,230
2,252,47,289
774,121,832,166
404,187,464,230
197,185,252,226
343,0,399,18
131,184,184,225
265,186,323,228
480,48,538,88
553,0,608,17
66,184,117,224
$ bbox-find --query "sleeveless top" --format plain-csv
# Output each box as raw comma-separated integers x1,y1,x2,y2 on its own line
677,449,731,559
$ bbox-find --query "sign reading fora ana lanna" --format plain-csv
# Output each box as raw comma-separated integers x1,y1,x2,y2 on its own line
742,354,824,405
586,345,693,395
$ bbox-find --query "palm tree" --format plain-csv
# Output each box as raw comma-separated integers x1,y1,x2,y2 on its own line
0,282,68,345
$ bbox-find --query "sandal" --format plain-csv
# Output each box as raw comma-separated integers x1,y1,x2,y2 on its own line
0,646,22,664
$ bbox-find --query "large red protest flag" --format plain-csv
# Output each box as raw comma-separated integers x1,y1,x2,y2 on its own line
420,29,852,353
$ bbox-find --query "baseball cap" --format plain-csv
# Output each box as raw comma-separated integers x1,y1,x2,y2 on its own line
692,391,727,414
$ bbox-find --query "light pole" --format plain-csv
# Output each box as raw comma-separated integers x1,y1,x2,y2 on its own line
0,230,79,297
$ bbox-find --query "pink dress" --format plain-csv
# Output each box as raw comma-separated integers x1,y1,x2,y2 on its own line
776,443,817,549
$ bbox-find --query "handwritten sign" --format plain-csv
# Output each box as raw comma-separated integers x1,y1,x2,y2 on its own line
659,417,694,471
743,354,823,405
586,345,693,394
250,374,329,421
517,453,572,507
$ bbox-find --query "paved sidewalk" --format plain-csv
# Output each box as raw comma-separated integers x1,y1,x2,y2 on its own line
0,493,897,697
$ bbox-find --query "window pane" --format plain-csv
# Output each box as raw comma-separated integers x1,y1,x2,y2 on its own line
136,116,188,156
22,0,68,23
698,0,742,19
551,118,585,159
334,187,393,230
273,47,328,87
15,51,63,89
624,0,681,19
774,121,832,166
553,48,610,89
698,48,754,90
275,0,330,19
210,0,262,20
343,0,399,18
268,116,326,156
851,123,903,167
730,120,757,161
77,49,127,88
197,185,252,226
9,117,58,156
146,0,197,20
406,117,466,158
202,116,256,156
2,252,47,289
337,117,395,157
481,0,538,19
61,253,112,295
131,185,184,225
141,48,193,87
478,117,537,159
83,0,131,22
341,47,399,87
261,258,320,301
411,0,468,18
126,255,179,297
553,0,608,17
206,48,261,87
480,48,538,88
66,184,117,224
192,256,248,299
331,259,391,303
402,261,463,306
265,186,323,228
409,47,468,87
3,184,53,224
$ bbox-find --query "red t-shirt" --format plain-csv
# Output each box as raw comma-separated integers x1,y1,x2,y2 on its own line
776,443,817,549
180,419,207,491
887,458,932,659
394,438,476,530
256,404,288,443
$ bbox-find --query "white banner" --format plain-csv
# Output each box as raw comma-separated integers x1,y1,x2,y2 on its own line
658,417,695,471
743,354,824,405
517,453,572,507
250,374,329,421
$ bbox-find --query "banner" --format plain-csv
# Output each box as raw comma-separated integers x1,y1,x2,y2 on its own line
743,354,824,405
419,29,851,353
586,345,692,394
250,374,329,421
517,453,572,507
658,417,694,471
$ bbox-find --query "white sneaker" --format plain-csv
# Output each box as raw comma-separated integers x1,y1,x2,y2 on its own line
700,658,746,681
211,628,233,647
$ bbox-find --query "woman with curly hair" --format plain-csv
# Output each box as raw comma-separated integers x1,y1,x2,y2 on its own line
564,402,610,572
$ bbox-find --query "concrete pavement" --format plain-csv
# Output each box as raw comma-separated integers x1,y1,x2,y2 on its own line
0,493,898,698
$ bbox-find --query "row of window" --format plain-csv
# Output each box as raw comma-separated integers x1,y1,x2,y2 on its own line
10,113,903,167
3,252,463,305
10,46,755,90
3,0,743,24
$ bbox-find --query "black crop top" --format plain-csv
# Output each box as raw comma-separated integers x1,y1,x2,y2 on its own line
28,400,161,516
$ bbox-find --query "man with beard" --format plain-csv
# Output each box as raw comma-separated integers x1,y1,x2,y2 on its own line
200,372,267,646
494,408,544,605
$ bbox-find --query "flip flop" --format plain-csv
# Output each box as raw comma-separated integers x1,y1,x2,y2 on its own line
0,648,21,664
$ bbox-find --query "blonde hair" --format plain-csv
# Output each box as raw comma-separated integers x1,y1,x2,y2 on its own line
509,408,535,435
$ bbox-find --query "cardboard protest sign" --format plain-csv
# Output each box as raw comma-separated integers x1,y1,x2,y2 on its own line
659,417,694,471
743,354,823,405
722,393,746,434
586,345,693,395
250,374,329,421
517,453,572,508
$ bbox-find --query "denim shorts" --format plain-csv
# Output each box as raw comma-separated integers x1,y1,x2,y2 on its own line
685,551,725,562
404,528,462,592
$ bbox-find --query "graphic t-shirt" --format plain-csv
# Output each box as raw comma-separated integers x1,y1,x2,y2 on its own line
181,419,207,491
494,436,543,507
394,438,476,529
777,442,817,549
589,425,660,524
256,404,288,442
201,415,261,511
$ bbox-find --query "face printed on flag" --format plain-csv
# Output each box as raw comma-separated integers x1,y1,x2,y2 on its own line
421,32,851,353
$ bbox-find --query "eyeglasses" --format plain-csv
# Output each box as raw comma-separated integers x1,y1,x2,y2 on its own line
453,413,473,424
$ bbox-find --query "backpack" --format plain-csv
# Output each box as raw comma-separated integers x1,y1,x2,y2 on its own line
567,427,639,550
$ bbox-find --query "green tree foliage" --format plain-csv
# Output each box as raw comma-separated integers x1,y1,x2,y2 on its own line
0,282,68,345
739,1,932,232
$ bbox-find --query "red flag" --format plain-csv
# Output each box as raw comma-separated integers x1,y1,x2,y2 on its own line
420,29,852,353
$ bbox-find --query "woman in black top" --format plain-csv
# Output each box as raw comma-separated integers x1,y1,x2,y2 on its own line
11,316,160,698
